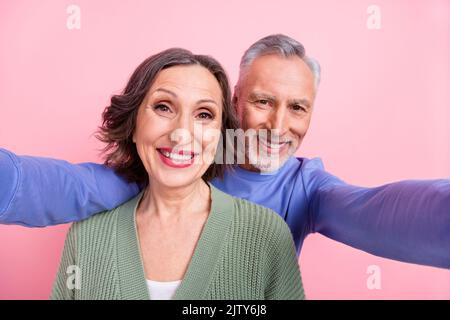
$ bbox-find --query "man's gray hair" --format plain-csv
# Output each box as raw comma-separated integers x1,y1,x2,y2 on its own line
237,34,321,90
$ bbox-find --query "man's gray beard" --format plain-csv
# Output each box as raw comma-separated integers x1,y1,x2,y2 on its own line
245,146,291,174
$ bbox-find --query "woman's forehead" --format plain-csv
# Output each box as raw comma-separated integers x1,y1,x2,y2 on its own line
150,65,222,102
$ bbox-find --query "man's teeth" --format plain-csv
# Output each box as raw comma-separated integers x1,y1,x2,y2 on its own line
260,140,288,149
160,150,194,161
267,142,284,149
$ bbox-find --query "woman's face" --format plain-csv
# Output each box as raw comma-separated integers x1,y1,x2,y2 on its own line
133,65,223,188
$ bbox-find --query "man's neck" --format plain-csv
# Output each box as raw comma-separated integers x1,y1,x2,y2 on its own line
238,163,261,173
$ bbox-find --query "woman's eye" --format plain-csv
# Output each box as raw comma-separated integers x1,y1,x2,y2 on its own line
154,104,171,113
197,112,213,120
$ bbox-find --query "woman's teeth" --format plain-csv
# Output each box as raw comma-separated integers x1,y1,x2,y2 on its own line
159,149,194,161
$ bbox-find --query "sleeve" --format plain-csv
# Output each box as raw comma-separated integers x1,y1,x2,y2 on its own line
0,148,140,227
50,224,77,300
302,158,450,269
265,217,306,300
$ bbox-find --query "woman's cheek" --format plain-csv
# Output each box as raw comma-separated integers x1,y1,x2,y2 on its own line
200,126,221,165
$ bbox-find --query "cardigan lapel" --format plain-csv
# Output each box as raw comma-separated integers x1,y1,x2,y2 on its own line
173,183,234,299
116,191,150,300
116,182,234,300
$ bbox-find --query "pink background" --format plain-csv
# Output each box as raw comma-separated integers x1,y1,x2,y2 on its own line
0,0,449,299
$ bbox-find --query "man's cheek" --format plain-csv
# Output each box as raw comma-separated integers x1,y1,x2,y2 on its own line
293,120,311,138
244,110,267,130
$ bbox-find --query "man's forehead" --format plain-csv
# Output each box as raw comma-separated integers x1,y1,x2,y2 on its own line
240,54,315,97
243,55,314,86
248,54,312,76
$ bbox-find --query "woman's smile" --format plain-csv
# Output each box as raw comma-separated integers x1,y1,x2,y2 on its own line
156,147,199,168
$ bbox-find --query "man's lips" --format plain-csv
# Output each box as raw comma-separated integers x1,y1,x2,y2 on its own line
258,138,291,152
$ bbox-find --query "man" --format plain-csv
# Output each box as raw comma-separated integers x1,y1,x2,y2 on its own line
1,34,449,268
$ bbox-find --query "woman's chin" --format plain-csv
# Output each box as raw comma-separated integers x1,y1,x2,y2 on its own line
151,171,204,189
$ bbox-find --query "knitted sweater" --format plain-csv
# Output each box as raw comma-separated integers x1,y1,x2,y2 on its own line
51,183,305,300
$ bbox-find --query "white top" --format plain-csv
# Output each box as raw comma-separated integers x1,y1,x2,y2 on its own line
146,279,182,300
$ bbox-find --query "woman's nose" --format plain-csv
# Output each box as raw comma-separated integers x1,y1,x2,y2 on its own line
170,114,194,145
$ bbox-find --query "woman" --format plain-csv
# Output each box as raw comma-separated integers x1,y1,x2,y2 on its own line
51,48,305,300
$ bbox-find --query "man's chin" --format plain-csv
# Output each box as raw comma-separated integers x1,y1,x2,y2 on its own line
247,154,291,174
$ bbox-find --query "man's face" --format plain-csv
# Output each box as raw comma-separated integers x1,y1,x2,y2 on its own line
234,54,316,172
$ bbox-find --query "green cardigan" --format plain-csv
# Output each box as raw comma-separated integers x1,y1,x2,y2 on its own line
51,183,305,300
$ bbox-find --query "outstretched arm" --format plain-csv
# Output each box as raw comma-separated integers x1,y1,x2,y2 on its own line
0,148,140,227
302,158,450,269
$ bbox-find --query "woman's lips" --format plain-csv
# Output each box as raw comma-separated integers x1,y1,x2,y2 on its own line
156,148,198,168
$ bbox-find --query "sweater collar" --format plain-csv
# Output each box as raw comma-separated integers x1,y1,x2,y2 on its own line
116,181,234,300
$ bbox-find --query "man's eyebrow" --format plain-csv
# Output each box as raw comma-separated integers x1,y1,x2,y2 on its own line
289,98,312,110
248,92,276,102
250,92,311,109
153,88,218,106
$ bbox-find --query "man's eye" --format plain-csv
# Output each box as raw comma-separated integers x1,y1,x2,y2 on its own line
292,104,306,112
254,99,271,107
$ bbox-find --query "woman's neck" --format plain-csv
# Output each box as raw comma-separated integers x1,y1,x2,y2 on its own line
137,179,211,222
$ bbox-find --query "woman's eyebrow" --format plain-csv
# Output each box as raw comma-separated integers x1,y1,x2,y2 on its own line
197,99,218,106
153,88,218,106
153,88,177,97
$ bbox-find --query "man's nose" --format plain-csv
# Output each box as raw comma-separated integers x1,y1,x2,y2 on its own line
266,107,288,135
